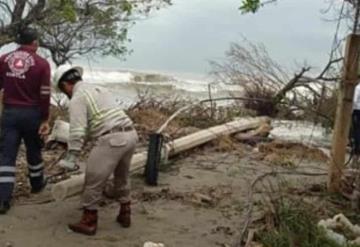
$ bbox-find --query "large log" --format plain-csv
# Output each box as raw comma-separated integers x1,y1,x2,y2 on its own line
51,151,148,201
51,117,269,201
167,117,269,155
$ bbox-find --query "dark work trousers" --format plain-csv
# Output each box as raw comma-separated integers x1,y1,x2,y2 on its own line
352,109,360,155
0,106,44,202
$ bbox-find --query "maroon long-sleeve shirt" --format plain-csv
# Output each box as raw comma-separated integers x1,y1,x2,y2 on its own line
0,45,51,121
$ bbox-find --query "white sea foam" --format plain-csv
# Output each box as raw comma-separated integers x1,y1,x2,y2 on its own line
83,70,135,84
78,68,242,93
270,120,331,147
50,68,243,108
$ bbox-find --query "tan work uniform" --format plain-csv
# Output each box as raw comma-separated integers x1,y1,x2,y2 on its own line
68,81,138,209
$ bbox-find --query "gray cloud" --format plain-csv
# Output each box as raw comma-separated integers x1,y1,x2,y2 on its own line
82,0,337,77
0,0,337,78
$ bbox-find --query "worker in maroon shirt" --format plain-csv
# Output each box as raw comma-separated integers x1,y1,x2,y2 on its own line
0,27,51,214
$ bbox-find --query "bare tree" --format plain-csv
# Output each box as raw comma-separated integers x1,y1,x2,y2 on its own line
211,39,342,119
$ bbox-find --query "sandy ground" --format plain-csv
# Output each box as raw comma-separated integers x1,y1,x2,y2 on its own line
0,142,328,247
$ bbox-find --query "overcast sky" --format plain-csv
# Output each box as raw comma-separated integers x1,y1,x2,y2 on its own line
81,0,339,79
0,0,341,79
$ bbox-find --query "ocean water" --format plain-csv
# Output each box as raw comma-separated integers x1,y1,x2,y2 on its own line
51,67,327,110
270,120,331,148
51,69,243,108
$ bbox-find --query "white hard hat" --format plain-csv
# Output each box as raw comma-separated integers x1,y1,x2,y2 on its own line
52,64,83,90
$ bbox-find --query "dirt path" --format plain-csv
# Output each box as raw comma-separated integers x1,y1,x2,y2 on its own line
0,145,328,247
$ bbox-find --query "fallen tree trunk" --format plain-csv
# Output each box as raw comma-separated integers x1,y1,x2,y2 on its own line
51,117,270,201
51,152,149,201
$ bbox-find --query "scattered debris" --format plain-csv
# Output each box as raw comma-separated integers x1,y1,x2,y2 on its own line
318,213,360,245
258,140,329,162
129,108,182,141
211,226,235,236
136,185,232,208
192,193,214,206
263,153,295,167
5,242,13,247
234,121,272,145
143,241,165,247
211,135,240,153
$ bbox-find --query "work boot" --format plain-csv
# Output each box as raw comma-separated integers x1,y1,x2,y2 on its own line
117,202,131,228
31,177,47,194
68,209,98,236
0,201,10,215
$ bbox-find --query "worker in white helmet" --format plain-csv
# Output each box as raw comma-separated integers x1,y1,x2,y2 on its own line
52,64,138,236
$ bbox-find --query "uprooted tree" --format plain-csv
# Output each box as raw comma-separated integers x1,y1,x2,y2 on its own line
237,0,360,194
0,0,171,65
211,39,341,125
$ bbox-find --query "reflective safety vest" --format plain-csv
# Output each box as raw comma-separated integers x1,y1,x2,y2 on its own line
68,81,133,151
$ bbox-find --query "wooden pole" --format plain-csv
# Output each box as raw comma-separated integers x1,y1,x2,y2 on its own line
328,34,360,192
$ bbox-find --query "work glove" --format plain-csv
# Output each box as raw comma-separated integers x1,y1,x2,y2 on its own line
58,150,80,170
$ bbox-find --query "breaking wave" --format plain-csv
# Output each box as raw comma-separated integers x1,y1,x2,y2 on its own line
81,69,242,94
